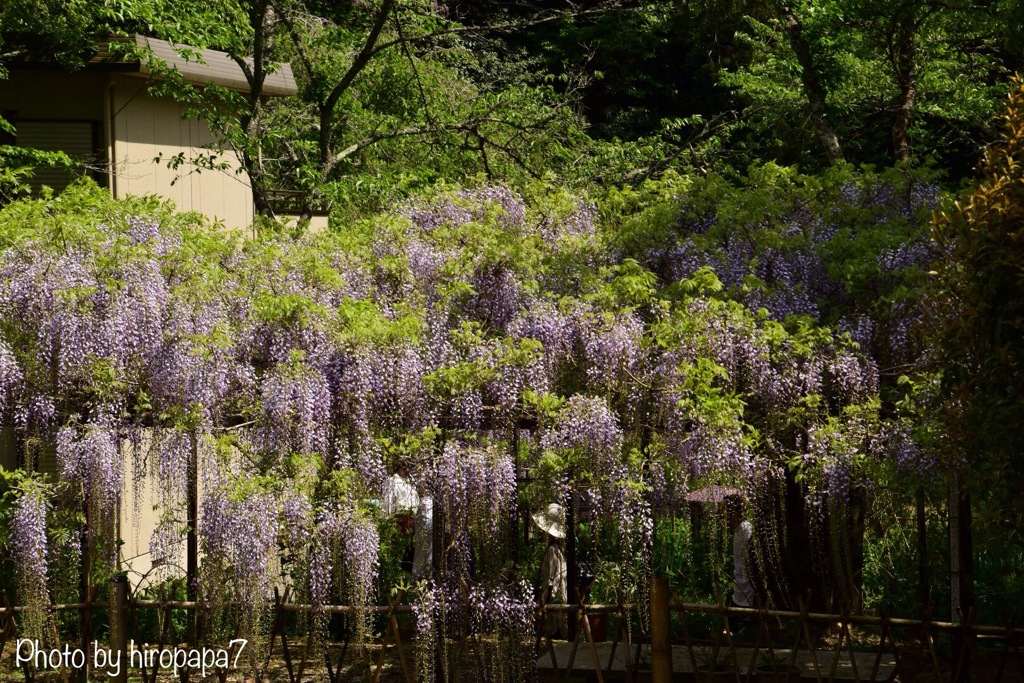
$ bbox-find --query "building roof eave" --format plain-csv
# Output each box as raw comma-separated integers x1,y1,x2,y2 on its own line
91,34,298,97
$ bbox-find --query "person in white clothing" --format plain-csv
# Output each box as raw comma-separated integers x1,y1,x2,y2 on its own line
533,503,568,640
413,494,433,579
725,495,756,637
726,496,755,607
731,518,755,606
383,464,419,571
382,464,419,517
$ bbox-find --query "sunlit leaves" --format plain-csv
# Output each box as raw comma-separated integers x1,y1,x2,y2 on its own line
932,77,1024,519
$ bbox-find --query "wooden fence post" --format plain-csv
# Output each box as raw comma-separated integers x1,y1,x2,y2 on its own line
109,575,128,683
651,576,672,683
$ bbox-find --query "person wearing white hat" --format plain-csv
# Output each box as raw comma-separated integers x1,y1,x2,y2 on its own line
533,503,568,640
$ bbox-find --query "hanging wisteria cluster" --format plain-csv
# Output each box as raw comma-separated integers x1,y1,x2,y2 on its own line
201,482,279,614
7,484,49,640
308,504,380,638
0,173,941,678
56,425,122,510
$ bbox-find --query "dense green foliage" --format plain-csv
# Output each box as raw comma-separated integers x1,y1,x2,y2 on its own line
4,1,1023,209
933,77,1024,524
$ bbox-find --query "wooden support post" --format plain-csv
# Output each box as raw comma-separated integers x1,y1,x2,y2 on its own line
915,487,929,609
77,491,92,683
433,426,447,683
187,432,198,649
950,475,974,682
949,473,960,623
566,487,577,644
511,425,520,566
109,575,128,683
650,576,672,683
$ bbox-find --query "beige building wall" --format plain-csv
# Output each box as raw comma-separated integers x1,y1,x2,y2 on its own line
118,431,286,595
0,71,257,230
110,75,255,230
119,430,186,591
0,426,181,591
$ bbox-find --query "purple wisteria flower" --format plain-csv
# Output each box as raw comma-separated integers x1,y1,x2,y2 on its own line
9,487,50,637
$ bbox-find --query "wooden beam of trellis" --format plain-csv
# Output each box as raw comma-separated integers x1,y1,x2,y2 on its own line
615,590,636,683
843,607,862,683
266,587,292,672
280,631,297,682
797,595,824,683
915,602,944,680
953,606,975,683
824,605,861,683
995,611,1022,683
709,590,741,683
158,586,178,683
0,590,16,664
743,596,771,681
534,585,560,674
559,589,605,683
873,606,907,683
324,635,351,683
562,604,582,679
14,591,1024,682
603,603,623,675
294,623,316,683
371,588,412,683
125,585,153,683
578,598,606,683
672,589,698,682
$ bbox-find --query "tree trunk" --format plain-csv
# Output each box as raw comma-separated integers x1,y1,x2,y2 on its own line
949,474,960,616
238,0,274,222
891,22,917,162
781,467,818,609
247,160,276,220
241,92,273,222
777,2,844,164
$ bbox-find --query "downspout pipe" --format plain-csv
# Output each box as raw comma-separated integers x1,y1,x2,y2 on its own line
104,78,117,198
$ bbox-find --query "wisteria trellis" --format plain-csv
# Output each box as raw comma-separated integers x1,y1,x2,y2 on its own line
0,177,940,677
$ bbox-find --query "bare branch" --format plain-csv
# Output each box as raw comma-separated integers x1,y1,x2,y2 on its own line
274,0,315,80
366,5,625,62
323,0,397,118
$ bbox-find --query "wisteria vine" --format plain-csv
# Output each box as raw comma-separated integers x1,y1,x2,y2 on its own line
0,173,942,679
